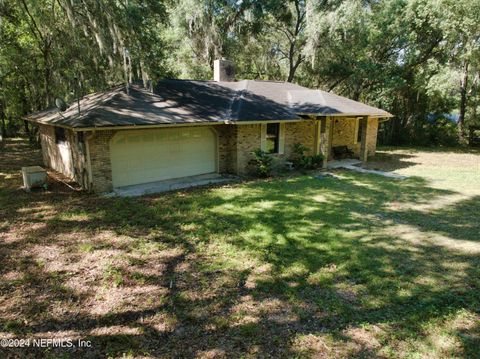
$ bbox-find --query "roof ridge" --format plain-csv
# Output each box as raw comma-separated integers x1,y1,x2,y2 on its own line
286,90,293,107
316,89,326,106
74,85,126,121
224,81,245,121
231,80,249,122
322,89,388,111
250,79,290,84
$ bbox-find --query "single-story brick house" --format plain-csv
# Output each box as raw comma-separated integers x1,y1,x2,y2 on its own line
26,60,392,193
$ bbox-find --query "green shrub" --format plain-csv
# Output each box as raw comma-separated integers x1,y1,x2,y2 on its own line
299,154,324,169
427,119,459,146
249,148,273,177
291,143,307,169
291,143,324,170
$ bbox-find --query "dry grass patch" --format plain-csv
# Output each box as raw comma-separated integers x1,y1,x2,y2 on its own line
0,139,479,358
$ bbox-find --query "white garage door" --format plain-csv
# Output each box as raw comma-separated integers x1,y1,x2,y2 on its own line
110,127,217,187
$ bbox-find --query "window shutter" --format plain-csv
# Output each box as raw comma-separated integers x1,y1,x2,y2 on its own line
278,122,285,154
260,123,267,151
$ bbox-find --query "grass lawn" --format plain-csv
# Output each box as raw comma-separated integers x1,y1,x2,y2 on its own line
1,139,479,358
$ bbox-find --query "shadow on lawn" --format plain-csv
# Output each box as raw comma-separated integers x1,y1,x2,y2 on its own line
378,145,480,154
363,151,418,172
1,140,479,358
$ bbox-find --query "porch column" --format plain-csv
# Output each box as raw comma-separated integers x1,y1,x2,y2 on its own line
359,116,369,161
319,116,331,169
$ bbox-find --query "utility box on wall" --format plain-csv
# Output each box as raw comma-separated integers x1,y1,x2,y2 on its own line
21,166,47,191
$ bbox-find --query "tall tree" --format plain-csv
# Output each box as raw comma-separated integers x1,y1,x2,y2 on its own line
1,0,479,146
441,0,480,141
0,0,168,137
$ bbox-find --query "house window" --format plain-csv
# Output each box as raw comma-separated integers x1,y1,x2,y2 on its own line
55,127,66,144
266,123,279,153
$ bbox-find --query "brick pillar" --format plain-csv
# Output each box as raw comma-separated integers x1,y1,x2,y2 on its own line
319,117,330,169
359,116,369,162
89,130,114,193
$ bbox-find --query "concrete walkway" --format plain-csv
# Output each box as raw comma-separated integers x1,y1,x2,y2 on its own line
327,159,407,179
110,173,234,197
327,159,363,169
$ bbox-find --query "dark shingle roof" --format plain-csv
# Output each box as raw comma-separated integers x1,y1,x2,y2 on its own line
287,90,392,117
26,79,392,128
27,84,229,128
155,80,301,122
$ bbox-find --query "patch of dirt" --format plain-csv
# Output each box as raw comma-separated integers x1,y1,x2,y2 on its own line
1,139,479,358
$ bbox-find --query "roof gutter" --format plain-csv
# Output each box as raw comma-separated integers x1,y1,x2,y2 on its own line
24,118,76,130
296,112,393,118
378,117,392,123
25,110,390,132
69,121,222,132
223,118,304,125
66,119,306,132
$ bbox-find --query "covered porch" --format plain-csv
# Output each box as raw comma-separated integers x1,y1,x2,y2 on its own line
311,115,384,168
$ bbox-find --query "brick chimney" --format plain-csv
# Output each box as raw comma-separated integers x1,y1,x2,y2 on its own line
214,59,235,82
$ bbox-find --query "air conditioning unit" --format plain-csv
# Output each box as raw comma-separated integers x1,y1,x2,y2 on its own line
22,166,47,191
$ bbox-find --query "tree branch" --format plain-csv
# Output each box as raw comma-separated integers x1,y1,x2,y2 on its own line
20,0,45,46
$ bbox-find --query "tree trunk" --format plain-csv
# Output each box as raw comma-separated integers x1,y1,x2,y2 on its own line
458,60,469,142
24,120,30,136
0,117,5,138
43,47,52,107
287,62,295,83
285,0,305,83
287,53,303,83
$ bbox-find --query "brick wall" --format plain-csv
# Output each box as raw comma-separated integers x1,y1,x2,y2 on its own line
233,120,317,174
235,124,261,174
216,125,237,173
87,126,239,192
284,120,316,156
366,117,379,155
39,118,380,193
330,117,379,158
88,130,115,193
211,122,316,175
331,117,359,155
